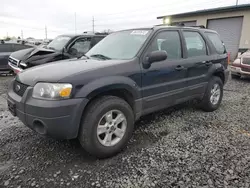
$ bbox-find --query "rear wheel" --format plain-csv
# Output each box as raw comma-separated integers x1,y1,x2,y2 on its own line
199,76,223,112
78,96,134,158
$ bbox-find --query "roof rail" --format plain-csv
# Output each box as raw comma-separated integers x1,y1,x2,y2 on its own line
190,25,206,28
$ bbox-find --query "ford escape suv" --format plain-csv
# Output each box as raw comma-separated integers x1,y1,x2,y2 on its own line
7,26,229,158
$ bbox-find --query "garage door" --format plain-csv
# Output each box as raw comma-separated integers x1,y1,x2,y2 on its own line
207,17,243,60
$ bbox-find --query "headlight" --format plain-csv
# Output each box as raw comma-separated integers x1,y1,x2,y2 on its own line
32,83,72,100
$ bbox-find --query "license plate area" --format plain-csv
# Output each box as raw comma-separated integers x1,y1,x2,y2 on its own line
8,100,16,116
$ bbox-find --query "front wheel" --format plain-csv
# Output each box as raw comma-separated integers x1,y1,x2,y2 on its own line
78,96,134,158
199,76,223,112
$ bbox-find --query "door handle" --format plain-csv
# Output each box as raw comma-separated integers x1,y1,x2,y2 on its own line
175,65,185,71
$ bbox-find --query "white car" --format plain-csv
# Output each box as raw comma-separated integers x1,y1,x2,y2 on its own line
230,50,250,78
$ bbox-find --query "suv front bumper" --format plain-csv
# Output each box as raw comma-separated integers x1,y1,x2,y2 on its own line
7,80,89,139
230,65,250,76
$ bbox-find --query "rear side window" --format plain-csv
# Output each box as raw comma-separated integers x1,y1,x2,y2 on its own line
205,32,225,54
183,31,207,57
92,37,104,45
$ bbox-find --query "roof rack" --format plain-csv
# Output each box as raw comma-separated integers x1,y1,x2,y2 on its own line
189,25,206,28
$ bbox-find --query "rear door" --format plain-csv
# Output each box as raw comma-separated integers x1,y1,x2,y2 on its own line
141,29,189,113
182,30,212,96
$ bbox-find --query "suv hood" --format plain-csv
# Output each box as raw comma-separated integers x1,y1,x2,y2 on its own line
17,58,125,86
10,46,56,62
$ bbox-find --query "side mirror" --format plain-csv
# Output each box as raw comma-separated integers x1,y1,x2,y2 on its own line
147,51,168,64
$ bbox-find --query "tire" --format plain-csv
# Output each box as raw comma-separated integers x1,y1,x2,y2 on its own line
199,76,223,112
231,74,241,79
78,96,134,158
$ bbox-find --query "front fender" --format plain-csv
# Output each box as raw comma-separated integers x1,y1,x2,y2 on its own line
74,76,141,100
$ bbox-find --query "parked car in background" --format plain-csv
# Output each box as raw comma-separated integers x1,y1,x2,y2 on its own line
0,43,33,73
8,26,229,158
8,33,107,73
230,50,250,78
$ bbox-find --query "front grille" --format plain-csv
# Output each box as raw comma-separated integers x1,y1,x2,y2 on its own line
241,67,250,73
13,81,28,97
242,57,250,65
9,57,19,66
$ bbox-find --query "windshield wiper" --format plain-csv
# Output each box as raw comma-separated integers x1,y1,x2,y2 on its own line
77,54,90,59
90,54,112,60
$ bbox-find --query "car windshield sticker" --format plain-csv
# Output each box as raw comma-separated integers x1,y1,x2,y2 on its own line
131,30,149,35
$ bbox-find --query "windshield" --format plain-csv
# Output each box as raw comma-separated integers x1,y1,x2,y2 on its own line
47,36,71,51
86,30,151,60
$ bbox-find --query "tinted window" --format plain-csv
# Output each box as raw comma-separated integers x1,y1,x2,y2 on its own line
70,38,91,54
183,31,207,57
205,32,225,54
92,37,104,46
146,31,182,60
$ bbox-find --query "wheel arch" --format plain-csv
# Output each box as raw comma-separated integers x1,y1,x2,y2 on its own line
74,76,142,120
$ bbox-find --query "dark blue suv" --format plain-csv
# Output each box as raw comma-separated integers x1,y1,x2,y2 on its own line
7,26,229,158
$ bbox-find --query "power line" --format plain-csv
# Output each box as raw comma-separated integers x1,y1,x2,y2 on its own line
21,30,23,39
92,16,95,33
96,0,230,17
45,26,47,39
75,12,77,35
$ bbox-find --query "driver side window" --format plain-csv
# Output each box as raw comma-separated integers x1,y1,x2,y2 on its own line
69,38,91,55
146,31,182,60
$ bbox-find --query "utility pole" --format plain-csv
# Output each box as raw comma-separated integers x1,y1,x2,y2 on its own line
92,16,95,33
236,0,239,5
45,26,47,39
21,30,23,39
75,12,77,35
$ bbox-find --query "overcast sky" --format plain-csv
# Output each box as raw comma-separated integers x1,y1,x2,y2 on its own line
1,0,249,39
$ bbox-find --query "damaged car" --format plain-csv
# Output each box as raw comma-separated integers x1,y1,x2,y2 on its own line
8,34,107,73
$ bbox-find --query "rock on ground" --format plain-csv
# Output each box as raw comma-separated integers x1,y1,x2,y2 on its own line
0,75,250,187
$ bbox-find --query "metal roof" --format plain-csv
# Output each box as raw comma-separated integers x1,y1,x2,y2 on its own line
157,4,250,19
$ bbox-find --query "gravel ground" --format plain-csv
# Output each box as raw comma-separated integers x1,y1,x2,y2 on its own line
0,75,250,188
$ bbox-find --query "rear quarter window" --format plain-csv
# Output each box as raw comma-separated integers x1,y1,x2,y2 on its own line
205,32,225,54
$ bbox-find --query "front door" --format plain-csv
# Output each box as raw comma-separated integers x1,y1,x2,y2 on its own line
141,30,188,114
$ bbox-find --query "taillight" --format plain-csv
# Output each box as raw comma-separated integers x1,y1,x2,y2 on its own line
227,52,230,65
